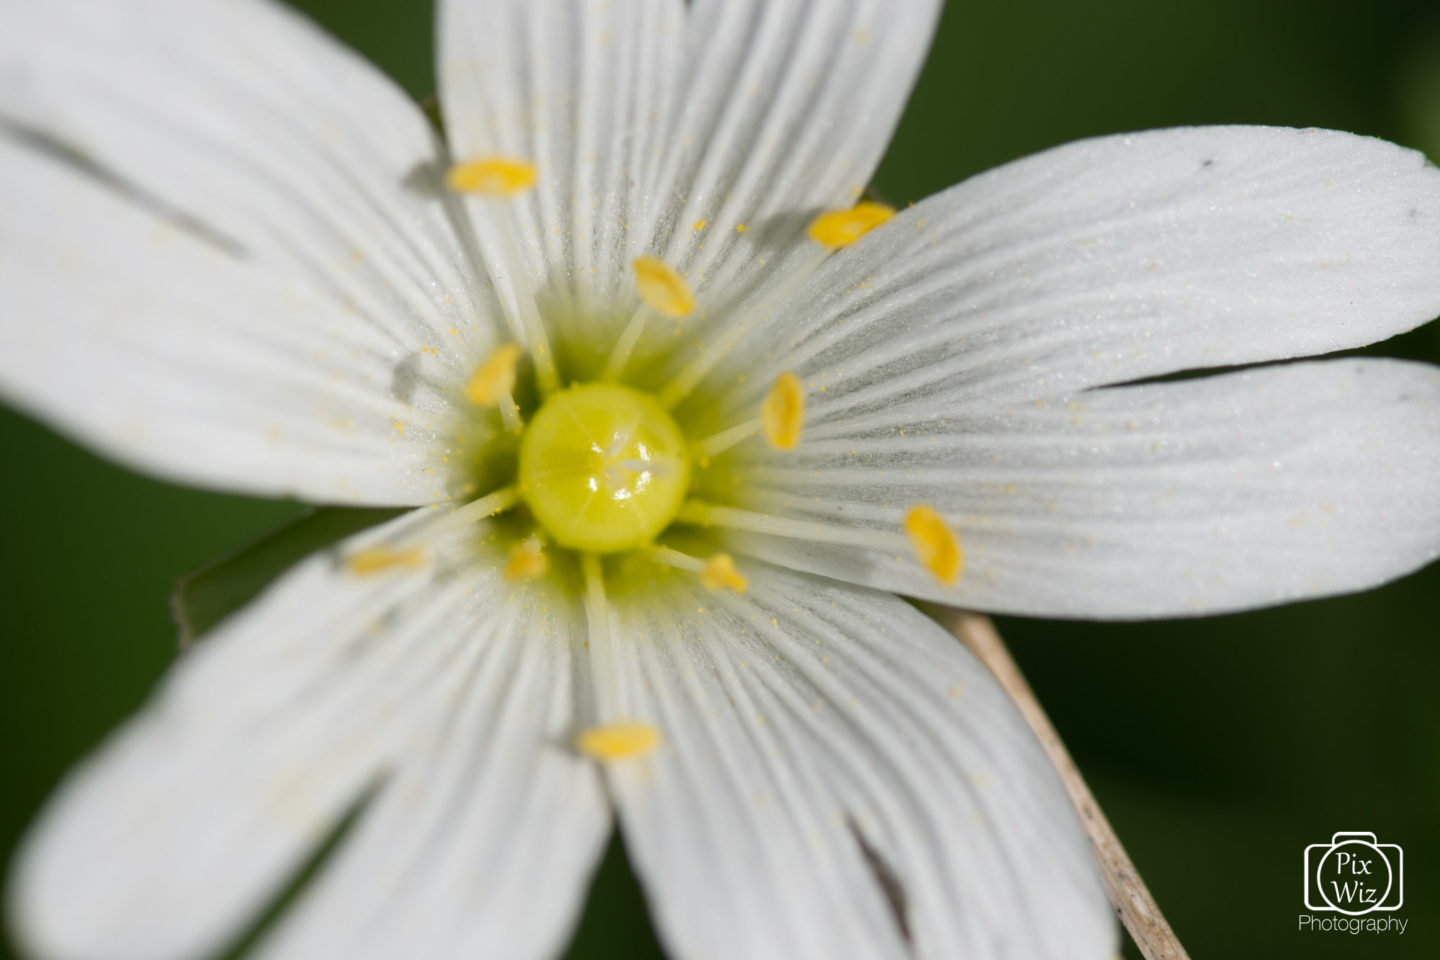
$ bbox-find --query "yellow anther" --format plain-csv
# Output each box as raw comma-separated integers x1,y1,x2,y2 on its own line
576,722,660,761
445,157,537,195
903,504,963,586
633,256,695,318
807,202,896,248
762,372,805,449
464,343,523,406
503,539,548,581
699,553,748,593
344,546,426,576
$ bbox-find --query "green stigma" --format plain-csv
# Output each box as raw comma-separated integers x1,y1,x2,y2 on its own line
518,383,690,552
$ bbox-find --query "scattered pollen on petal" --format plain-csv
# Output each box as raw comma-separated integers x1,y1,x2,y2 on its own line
762,372,805,449
576,722,661,761
445,156,537,195
808,202,896,248
633,256,695,318
904,504,963,586
344,546,426,576
504,539,548,581
465,343,523,406
699,553,748,593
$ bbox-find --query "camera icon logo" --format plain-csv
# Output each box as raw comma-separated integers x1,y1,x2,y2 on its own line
1303,832,1403,915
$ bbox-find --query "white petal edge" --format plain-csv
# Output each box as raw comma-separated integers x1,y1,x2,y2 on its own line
689,126,1440,423
0,135,458,504
0,0,502,502
7,507,607,960
595,561,1115,959
715,359,1440,618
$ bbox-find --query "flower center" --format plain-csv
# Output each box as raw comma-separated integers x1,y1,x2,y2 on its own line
517,383,690,552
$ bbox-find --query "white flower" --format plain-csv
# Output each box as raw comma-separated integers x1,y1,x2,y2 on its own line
3,1,1440,960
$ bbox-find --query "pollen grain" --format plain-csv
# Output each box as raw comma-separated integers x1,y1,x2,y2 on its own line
699,553,748,593
762,372,805,449
344,546,426,576
633,256,696,318
808,202,895,248
446,157,537,195
576,722,661,761
903,504,963,586
504,539,548,581
465,343,523,407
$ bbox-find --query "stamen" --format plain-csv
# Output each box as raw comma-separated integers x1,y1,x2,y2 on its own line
762,372,805,449
632,256,696,318
448,485,522,525
464,343,521,405
807,202,896,248
576,722,660,761
503,538,548,581
657,245,828,409
904,504,963,586
648,545,749,593
343,545,426,576
447,156,560,396
464,343,524,431
695,418,762,460
603,258,696,382
700,553,748,593
445,157,537,195
676,500,907,552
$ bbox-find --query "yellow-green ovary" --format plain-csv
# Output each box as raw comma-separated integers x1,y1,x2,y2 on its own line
518,383,690,552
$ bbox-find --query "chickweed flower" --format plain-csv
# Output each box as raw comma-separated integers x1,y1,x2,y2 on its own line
3,2,1440,960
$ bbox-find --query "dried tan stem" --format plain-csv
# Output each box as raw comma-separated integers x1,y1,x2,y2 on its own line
936,609,1191,960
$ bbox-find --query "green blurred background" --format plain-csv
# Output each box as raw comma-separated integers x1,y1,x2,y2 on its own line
4,1,1440,957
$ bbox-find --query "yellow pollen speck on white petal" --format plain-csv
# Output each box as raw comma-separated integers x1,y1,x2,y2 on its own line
345,546,426,576
807,202,895,248
445,157,537,194
762,372,805,449
699,553,748,593
504,539,548,581
903,504,963,585
633,256,695,318
576,723,660,761
465,343,523,406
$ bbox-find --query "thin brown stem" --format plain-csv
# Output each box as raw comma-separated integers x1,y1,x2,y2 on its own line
936,609,1191,960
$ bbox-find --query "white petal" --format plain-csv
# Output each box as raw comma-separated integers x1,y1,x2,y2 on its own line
0,0,500,502
716,359,1440,618
438,0,685,334
255,579,606,960
689,126,1440,414
595,563,1115,959
437,0,937,367
8,508,606,960
643,0,940,331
